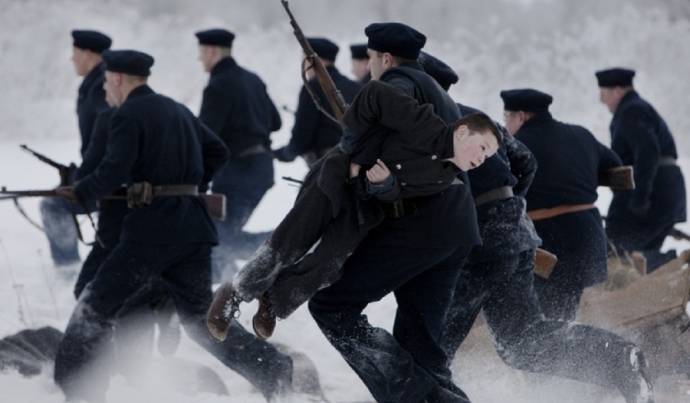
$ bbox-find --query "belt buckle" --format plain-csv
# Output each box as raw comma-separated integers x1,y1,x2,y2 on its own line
127,181,153,208
392,200,404,218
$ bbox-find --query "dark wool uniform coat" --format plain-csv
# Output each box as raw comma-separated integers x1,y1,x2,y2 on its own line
519,111,622,285
199,57,281,156
77,63,109,156
606,91,686,237
518,112,621,320
75,85,229,244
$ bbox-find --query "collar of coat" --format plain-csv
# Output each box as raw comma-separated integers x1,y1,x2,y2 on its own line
614,90,640,117
210,57,238,76
125,84,154,102
397,60,424,72
520,110,554,131
80,61,105,93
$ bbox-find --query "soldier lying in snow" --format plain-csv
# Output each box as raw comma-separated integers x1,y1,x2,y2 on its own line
207,79,500,340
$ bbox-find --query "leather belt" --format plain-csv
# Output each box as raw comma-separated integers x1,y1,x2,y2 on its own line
104,183,199,208
528,203,595,221
236,144,268,158
382,177,464,219
104,184,199,199
152,184,198,197
659,156,677,166
475,186,513,207
382,198,418,219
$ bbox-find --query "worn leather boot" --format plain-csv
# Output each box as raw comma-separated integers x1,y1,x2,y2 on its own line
252,293,276,340
206,282,242,341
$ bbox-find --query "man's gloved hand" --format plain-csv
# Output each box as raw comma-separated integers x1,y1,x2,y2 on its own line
272,146,296,162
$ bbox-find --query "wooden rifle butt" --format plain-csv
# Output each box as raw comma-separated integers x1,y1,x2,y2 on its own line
534,248,558,279
599,166,635,190
202,194,226,221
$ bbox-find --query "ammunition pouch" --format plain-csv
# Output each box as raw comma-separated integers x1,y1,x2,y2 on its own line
127,182,154,208
126,182,199,209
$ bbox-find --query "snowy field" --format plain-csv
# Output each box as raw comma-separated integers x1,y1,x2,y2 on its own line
1,0,690,402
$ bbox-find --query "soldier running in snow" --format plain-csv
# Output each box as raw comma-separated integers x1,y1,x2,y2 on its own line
52,49,321,403
209,22,502,403
503,89,624,322
306,23,495,402
597,68,687,271
213,80,500,338
39,30,111,268
196,28,282,281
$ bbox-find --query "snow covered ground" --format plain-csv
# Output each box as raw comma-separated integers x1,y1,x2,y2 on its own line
1,0,690,402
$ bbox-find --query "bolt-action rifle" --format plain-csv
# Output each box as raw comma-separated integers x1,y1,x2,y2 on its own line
280,0,348,125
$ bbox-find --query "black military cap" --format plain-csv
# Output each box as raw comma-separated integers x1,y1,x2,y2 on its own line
195,28,235,47
500,89,553,113
102,50,154,77
418,52,458,91
365,22,426,60
350,43,369,60
71,30,112,53
307,37,339,62
595,68,635,87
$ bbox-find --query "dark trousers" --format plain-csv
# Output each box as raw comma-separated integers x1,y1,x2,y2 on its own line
54,242,292,402
74,203,128,299
532,210,608,321
74,242,110,298
211,153,274,281
309,241,471,403
444,250,635,389
532,275,584,322
607,220,678,271
234,158,380,318
75,235,183,359
39,197,81,266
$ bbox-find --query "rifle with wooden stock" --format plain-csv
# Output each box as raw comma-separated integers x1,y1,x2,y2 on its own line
280,0,348,125
599,165,635,190
0,187,227,221
1,145,92,242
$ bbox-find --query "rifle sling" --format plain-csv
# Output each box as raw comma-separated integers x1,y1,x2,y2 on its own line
300,59,342,126
12,198,45,232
